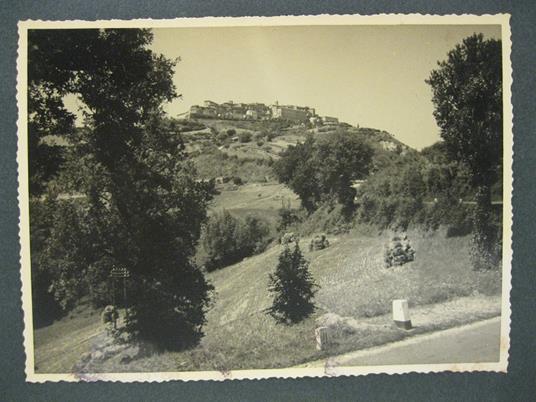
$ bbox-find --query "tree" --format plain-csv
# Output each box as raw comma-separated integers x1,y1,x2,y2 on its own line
201,210,272,271
355,155,426,230
421,142,473,204
274,136,319,212
29,29,215,349
277,201,302,232
238,132,252,143
426,34,502,269
314,131,373,211
267,243,318,324
29,196,64,327
274,132,373,213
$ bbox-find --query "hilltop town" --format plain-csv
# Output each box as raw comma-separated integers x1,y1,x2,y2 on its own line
184,100,340,126
175,99,408,159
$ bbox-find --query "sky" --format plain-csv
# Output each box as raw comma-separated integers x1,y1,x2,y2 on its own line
148,24,501,150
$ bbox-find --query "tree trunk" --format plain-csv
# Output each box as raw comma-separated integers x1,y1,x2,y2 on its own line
471,183,499,270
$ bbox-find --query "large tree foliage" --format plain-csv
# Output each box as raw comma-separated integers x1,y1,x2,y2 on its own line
426,34,502,269
355,155,426,230
426,34,502,189
200,210,272,271
274,131,373,213
29,29,214,349
267,243,318,324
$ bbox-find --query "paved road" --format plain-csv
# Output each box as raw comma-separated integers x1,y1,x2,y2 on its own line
326,317,501,367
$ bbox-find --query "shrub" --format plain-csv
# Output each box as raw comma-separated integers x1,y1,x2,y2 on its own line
309,234,330,251
87,258,115,308
231,176,243,185
299,202,353,236
216,132,229,143
265,131,278,141
355,157,425,230
267,243,318,324
201,210,272,271
239,132,252,143
277,205,303,232
280,232,299,245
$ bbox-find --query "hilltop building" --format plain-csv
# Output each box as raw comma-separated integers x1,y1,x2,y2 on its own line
271,105,309,122
186,100,343,126
245,109,258,119
270,101,316,122
189,100,271,120
321,116,339,125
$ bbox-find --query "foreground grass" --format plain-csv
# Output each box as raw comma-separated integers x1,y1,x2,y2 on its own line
313,229,501,318
35,228,502,373
87,294,500,373
33,302,102,373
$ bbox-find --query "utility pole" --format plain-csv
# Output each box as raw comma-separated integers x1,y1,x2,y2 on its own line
110,265,130,328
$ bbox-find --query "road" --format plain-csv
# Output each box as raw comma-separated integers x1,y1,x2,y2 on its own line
321,317,501,367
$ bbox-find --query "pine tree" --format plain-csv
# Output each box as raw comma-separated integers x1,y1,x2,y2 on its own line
267,243,318,324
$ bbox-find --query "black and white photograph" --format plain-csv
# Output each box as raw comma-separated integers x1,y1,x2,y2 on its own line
17,15,512,382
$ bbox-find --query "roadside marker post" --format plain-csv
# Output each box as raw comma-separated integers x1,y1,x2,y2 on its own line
393,299,412,330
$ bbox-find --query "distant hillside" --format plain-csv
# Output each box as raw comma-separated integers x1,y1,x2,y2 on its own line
43,116,414,185
350,127,411,153
175,117,414,183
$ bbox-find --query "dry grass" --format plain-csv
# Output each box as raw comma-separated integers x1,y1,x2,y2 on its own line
206,182,300,231
102,229,500,372
312,229,501,318
211,182,299,212
34,227,502,373
33,302,101,373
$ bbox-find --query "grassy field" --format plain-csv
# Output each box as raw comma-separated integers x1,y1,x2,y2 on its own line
34,226,502,373
206,182,300,229
33,302,102,373
211,182,300,211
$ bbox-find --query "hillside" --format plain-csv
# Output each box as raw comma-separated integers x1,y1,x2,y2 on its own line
33,115,502,374
177,117,413,183
34,227,501,373
119,228,501,371
203,229,500,328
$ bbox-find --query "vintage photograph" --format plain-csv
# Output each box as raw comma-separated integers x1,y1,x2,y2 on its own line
17,15,512,382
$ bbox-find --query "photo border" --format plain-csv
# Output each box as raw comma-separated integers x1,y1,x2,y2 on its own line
16,13,513,383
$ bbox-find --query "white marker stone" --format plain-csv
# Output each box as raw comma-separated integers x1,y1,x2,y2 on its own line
392,299,412,330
